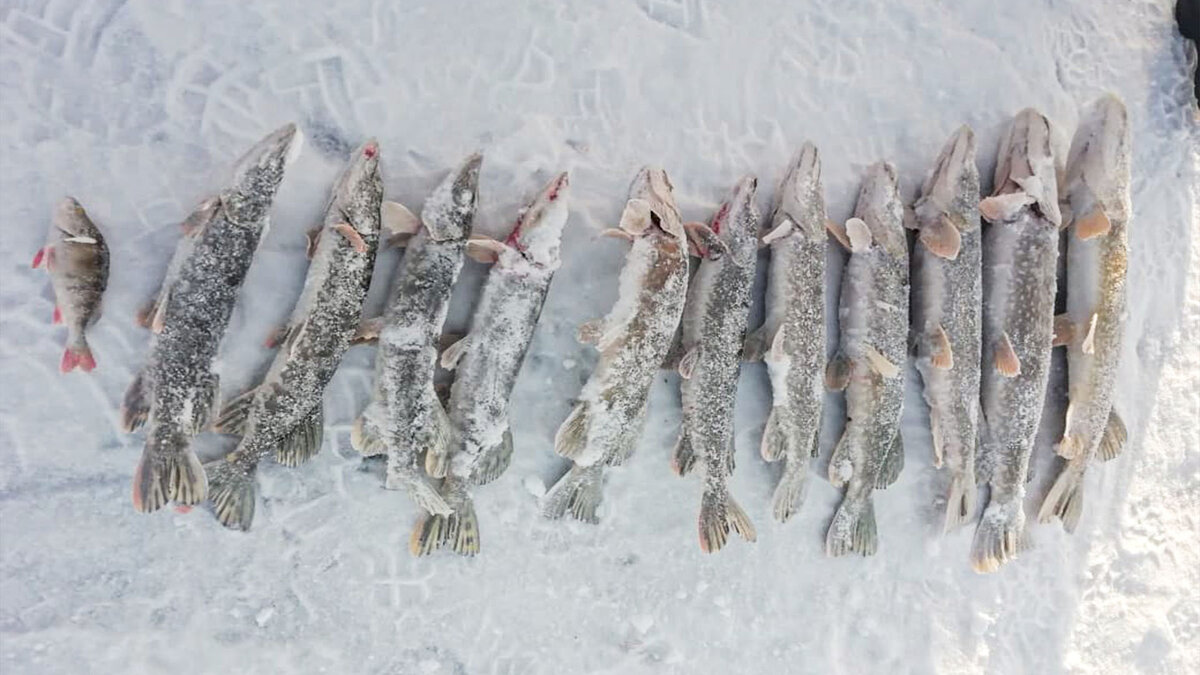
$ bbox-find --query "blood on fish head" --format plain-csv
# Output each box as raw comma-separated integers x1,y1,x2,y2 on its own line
506,171,570,266
333,139,383,237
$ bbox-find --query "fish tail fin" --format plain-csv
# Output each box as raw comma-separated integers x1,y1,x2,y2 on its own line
698,492,756,553
825,493,877,556
350,405,387,457
206,459,257,531
759,408,790,462
541,464,604,523
470,428,514,486
971,499,1029,573
410,485,479,557
132,435,206,512
60,333,96,373
943,472,978,533
771,454,811,523
670,430,697,476
553,402,591,461
1038,463,1085,533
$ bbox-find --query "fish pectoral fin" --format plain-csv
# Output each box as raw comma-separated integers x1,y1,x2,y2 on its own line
382,200,421,237
824,351,850,391
352,316,384,344
677,347,700,379
684,222,727,260
182,196,220,237
333,223,368,253
1074,207,1112,240
213,386,259,436
994,332,1021,377
62,235,98,244
929,325,954,370
919,213,962,260
466,235,508,264
1081,313,1098,355
1098,409,1128,462
120,370,152,433
864,345,900,378
600,228,636,242
845,218,872,253
761,218,794,245
149,286,171,334
439,333,470,370
1052,314,1074,347
826,219,852,251
617,198,653,236
305,226,322,259
31,247,46,269
765,324,788,364
979,191,1035,223
275,405,324,468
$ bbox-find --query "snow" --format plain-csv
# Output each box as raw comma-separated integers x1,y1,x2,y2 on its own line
0,1,1197,674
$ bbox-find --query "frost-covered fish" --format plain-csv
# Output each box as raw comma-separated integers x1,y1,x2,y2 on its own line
909,126,983,532
972,108,1063,572
33,197,109,373
824,162,909,557
542,167,690,523
1038,95,1131,532
135,197,221,333
410,172,571,556
671,175,759,553
124,123,301,512
203,140,384,531
351,153,482,517
745,143,829,523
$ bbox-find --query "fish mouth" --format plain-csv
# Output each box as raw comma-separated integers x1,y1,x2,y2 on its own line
232,122,301,178
507,171,570,249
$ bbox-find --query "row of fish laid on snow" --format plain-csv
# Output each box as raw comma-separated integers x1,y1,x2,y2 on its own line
33,95,1130,573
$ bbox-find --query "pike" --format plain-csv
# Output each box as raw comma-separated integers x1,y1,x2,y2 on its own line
203,140,385,531
351,153,482,517
824,162,909,557
135,197,221,333
909,126,983,532
1038,95,1131,532
745,143,830,523
671,175,760,553
542,167,691,523
33,197,110,373
125,123,302,512
972,108,1063,572
410,171,571,556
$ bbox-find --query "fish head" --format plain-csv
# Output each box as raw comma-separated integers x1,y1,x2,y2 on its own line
422,152,482,242
334,139,384,237
992,109,1061,226
855,162,907,259
917,125,980,232
695,174,759,264
50,196,100,245
224,123,302,226
772,143,824,238
506,171,570,266
1064,95,1130,223
626,166,685,240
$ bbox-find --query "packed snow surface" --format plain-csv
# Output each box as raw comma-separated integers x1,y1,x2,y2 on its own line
1,1,1197,673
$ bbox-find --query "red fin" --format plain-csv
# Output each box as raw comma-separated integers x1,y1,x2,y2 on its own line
60,346,95,373
174,504,193,514
53,306,62,324
77,348,96,372
61,349,79,373
32,248,45,268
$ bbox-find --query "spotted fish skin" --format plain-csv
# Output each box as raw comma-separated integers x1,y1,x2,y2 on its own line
351,153,482,518
674,175,760,553
206,140,384,531
34,197,110,373
542,167,690,524
910,126,983,533
411,171,571,557
749,143,828,524
825,162,909,558
972,108,1063,573
1038,95,1132,533
128,123,301,514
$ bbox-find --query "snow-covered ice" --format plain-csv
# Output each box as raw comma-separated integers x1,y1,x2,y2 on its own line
1,1,1197,673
